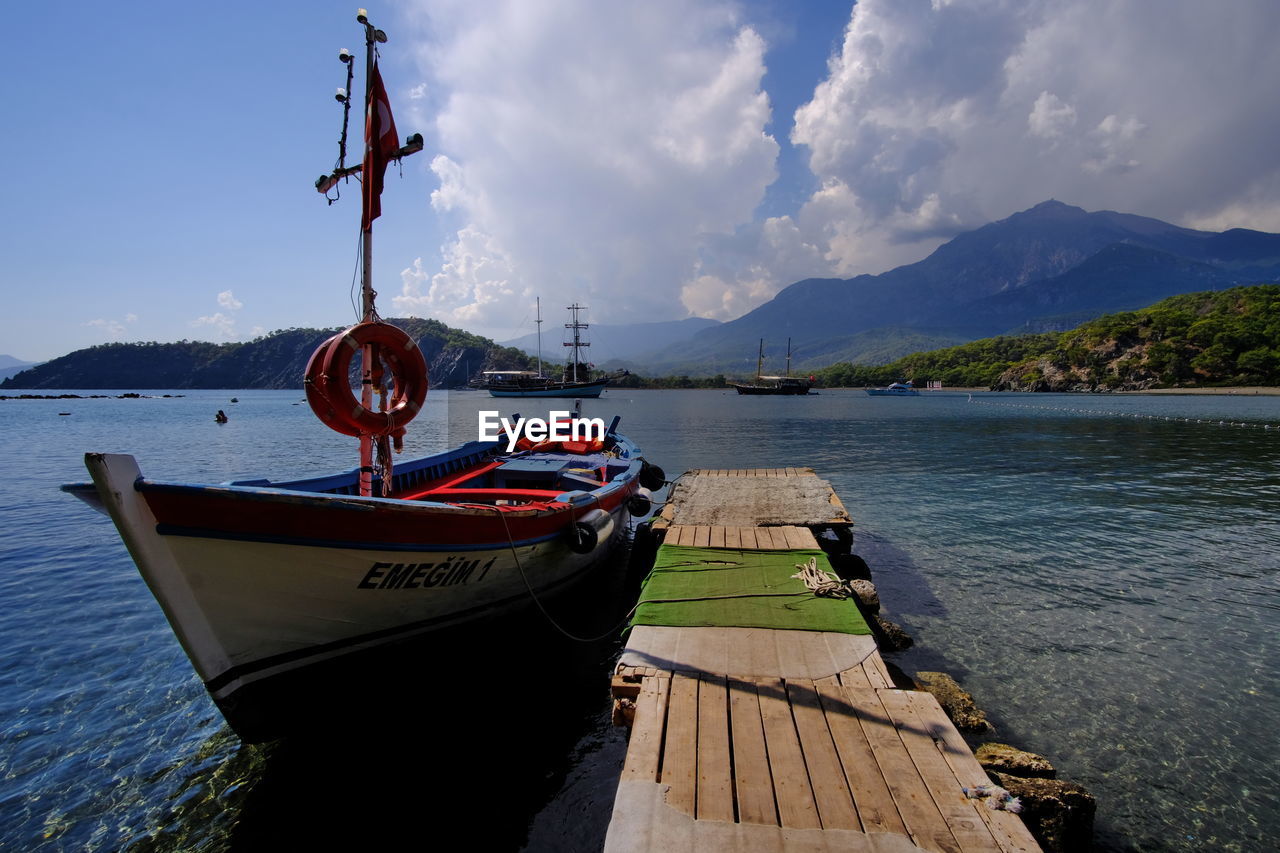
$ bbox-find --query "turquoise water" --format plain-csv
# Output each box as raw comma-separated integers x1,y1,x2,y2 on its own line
1,389,1277,850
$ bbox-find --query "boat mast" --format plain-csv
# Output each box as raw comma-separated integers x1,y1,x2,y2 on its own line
785,338,792,377
756,339,764,381
536,297,543,378
564,304,589,383
314,10,423,498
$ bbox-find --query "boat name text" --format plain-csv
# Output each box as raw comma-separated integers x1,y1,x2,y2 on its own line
357,557,497,590
477,410,606,451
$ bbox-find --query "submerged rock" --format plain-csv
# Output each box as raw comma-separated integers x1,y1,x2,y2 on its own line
976,742,1056,779
987,771,1096,853
913,671,991,732
872,615,913,651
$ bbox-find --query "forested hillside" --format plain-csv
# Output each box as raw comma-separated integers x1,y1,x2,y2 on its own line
813,285,1280,391
0,319,533,390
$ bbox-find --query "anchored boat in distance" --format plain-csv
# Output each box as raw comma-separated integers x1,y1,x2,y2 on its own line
727,338,814,395
479,301,626,398
865,380,920,396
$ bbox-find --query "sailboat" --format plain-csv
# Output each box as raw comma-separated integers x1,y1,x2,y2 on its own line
727,338,813,395
61,12,662,741
479,302,622,397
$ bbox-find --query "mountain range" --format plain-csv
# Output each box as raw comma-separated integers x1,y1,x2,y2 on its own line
598,200,1280,376
0,355,40,382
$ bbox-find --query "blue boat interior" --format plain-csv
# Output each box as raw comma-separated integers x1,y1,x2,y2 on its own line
229,438,639,506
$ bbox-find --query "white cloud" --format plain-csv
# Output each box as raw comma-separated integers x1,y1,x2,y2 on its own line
790,0,1280,275
193,290,244,339
396,0,788,333
216,290,243,311
1027,91,1075,141
83,313,137,340
387,0,1280,333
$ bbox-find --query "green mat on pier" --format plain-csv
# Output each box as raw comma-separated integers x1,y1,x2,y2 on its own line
630,544,871,635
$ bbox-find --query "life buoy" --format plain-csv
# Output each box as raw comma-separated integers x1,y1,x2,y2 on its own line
305,322,428,437
304,332,361,436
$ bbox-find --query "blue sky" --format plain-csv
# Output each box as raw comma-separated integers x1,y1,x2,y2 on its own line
5,1,1280,362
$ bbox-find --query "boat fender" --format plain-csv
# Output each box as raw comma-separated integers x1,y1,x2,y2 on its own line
627,487,653,518
566,508,614,554
638,462,666,491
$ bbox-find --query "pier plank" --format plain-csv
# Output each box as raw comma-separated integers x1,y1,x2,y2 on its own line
727,678,777,825
786,678,861,830
754,676,821,829
904,692,1041,853
664,673,701,816
694,526,712,548
710,526,727,549
622,675,670,782
696,675,735,822
879,689,1000,853
724,526,742,549
813,679,907,836
845,687,962,853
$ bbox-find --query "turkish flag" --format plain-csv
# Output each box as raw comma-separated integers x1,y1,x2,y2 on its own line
361,62,400,230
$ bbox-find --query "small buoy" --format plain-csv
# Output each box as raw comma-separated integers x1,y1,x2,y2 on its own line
639,462,666,491
627,488,653,518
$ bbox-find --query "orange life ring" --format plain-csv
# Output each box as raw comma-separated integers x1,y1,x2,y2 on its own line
306,322,428,437
304,332,361,436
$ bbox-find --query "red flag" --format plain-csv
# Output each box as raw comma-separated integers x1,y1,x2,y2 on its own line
362,62,400,230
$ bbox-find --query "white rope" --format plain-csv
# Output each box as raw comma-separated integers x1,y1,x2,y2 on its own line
790,556,853,599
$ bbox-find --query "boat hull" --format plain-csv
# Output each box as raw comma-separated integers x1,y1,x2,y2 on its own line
486,378,610,398
81,444,642,740
728,382,812,395
864,388,919,396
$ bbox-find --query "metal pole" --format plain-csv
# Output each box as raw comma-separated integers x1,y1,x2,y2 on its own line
358,17,377,498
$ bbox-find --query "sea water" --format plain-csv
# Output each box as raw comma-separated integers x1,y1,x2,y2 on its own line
1,389,1277,850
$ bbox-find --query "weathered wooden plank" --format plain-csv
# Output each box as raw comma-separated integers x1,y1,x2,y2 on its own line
663,672,700,816
697,674,735,822
845,687,962,853
905,691,1042,853
838,661,874,691
754,676,821,829
813,679,907,837
786,678,860,830
739,527,760,550
724,526,743,550
622,675,670,782
728,678,776,825
880,689,1001,853
862,652,894,690
710,525,727,549
694,526,712,548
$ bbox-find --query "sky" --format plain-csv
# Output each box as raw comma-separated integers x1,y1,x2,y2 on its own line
4,0,1280,362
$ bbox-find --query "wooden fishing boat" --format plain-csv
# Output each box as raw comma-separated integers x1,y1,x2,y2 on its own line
61,12,663,741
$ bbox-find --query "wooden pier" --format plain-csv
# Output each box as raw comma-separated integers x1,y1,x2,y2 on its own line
605,469,1039,853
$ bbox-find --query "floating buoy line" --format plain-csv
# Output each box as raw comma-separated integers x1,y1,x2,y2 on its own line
966,394,1279,431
